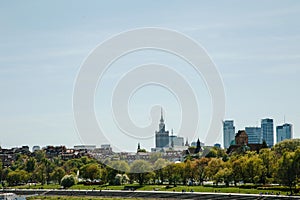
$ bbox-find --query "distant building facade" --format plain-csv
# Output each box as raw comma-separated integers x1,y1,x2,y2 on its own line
169,135,184,147
235,130,248,145
32,145,40,152
261,118,274,147
74,145,96,151
0,146,31,167
245,127,262,144
155,109,170,148
223,120,235,149
227,130,264,155
191,141,205,147
276,123,293,143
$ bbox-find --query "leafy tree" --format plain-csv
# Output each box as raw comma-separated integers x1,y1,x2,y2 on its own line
80,156,95,165
106,166,119,185
80,163,101,181
130,160,151,185
259,148,276,183
294,147,300,179
33,150,46,162
110,160,130,174
214,166,233,186
205,158,224,184
114,174,123,185
149,152,162,164
194,157,209,185
137,149,146,153
273,139,300,156
11,154,27,171
153,158,168,184
243,154,263,184
7,171,19,186
25,157,36,173
60,175,76,188
100,166,108,183
183,160,195,185
230,155,246,185
205,148,218,158
7,170,29,186
0,161,2,182
33,164,46,185
276,151,299,193
1,167,11,183
53,157,64,167
50,167,65,184
42,158,55,184
114,173,130,185
164,163,182,186
63,159,84,174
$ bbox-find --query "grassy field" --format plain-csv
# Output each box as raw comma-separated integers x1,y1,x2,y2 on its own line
11,183,295,196
27,196,153,200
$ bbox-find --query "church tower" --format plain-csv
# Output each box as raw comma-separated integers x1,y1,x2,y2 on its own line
195,138,202,153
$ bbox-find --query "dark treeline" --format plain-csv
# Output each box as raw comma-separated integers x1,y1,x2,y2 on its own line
1,139,300,193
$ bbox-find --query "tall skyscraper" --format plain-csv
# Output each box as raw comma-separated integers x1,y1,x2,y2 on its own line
223,120,235,149
276,123,292,143
155,109,170,148
261,118,274,147
245,127,262,144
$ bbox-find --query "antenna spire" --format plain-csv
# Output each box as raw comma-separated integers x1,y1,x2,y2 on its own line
160,107,164,122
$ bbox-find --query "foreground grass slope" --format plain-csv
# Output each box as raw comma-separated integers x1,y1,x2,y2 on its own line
27,197,150,200
11,183,295,195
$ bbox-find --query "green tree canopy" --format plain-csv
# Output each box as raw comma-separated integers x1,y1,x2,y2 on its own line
80,163,101,181
51,167,65,184
130,160,152,185
61,175,76,188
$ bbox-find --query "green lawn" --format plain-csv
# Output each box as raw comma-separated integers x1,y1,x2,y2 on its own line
27,196,152,200
10,183,296,196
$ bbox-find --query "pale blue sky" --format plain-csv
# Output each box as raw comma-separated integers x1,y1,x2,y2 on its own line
0,1,299,151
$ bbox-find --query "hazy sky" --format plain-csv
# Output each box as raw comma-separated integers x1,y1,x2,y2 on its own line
0,1,299,151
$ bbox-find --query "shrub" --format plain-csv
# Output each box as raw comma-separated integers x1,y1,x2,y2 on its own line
60,175,76,188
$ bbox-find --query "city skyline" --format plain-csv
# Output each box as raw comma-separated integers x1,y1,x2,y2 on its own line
1,1,300,151
1,115,295,151
224,117,295,149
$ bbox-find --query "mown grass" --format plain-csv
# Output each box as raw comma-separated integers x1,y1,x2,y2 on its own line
27,196,151,200
10,183,295,196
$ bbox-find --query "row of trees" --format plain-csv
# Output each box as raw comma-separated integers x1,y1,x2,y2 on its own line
0,151,103,186
1,139,300,191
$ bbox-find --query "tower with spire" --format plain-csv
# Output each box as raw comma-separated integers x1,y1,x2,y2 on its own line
155,108,170,148
137,143,140,151
195,138,202,153
159,108,166,132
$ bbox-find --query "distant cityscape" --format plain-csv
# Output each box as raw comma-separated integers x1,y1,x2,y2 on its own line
223,118,293,149
0,109,208,167
0,110,295,167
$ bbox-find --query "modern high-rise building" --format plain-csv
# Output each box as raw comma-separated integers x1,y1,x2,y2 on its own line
261,118,274,147
155,109,170,148
223,120,235,149
245,127,262,144
276,123,292,143
169,135,184,147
